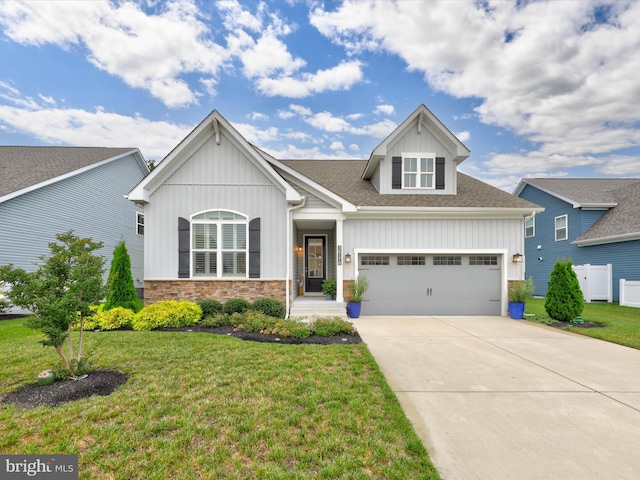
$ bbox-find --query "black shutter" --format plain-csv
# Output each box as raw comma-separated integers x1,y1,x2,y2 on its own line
435,157,445,190
249,218,261,278
392,156,402,189
178,217,190,278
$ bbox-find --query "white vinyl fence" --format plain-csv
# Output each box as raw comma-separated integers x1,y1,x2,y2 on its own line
572,264,612,303
619,279,640,308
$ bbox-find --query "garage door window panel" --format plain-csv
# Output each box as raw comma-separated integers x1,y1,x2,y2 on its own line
433,256,461,266
361,255,389,266
469,255,498,266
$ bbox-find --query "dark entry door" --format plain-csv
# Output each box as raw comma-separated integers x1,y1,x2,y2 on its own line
305,236,325,293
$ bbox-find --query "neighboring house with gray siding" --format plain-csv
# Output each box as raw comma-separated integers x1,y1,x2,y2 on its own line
0,146,149,295
514,178,640,301
128,105,541,317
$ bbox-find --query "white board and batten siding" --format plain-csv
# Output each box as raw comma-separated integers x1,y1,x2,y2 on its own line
0,153,146,285
378,121,458,195
342,217,524,316
144,131,288,279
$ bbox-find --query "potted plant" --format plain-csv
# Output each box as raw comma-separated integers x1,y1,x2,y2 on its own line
347,276,369,318
321,279,337,300
508,276,534,320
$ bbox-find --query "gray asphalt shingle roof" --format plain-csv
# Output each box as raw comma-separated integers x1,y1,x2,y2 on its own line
521,178,640,243
523,178,640,206
281,159,539,209
0,146,135,198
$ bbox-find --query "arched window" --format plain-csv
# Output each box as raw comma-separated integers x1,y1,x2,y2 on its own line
191,210,247,277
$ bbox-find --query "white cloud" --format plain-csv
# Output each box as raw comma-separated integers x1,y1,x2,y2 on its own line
455,130,470,143
248,112,268,121
311,1,640,175
349,143,359,152
256,61,363,97
375,104,394,115
330,141,345,151
233,122,280,144
0,0,229,108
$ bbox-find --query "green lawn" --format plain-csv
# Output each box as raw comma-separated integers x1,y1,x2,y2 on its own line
0,318,440,480
525,298,640,349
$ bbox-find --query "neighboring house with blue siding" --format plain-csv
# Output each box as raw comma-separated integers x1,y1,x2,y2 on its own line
514,178,640,301
0,146,149,296
128,105,542,317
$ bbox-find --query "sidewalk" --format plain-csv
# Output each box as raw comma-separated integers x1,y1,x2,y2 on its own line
353,316,640,480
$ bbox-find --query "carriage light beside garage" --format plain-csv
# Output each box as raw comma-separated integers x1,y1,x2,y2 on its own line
512,253,523,263
344,253,352,264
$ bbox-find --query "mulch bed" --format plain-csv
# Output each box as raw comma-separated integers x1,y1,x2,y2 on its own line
158,325,363,345
2,370,129,409
549,321,605,329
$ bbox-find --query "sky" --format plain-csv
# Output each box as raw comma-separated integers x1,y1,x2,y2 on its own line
1,0,639,192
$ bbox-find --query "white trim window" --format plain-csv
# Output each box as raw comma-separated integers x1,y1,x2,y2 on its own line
524,215,535,238
136,212,144,235
555,215,568,241
403,153,435,189
192,210,247,277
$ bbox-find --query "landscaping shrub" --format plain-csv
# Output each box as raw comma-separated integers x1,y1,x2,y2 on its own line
96,306,134,330
545,259,584,322
267,319,312,339
197,299,223,319
229,310,279,333
199,314,232,328
251,298,285,318
223,298,251,315
311,317,355,336
132,300,202,331
104,241,141,313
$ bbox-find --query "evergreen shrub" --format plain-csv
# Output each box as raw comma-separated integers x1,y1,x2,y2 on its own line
251,298,286,318
545,259,584,322
223,298,251,315
132,300,202,331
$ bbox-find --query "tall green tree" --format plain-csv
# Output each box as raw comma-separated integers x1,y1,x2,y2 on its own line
104,240,140,312
0,231,105,376
545,259,584,322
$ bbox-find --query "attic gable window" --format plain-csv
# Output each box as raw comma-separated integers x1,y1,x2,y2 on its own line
403,153,435,189
192,210,247,277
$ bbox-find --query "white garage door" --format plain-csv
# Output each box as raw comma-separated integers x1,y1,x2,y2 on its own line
359,254,502,315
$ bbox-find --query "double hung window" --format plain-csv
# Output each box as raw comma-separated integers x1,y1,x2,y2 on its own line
555,215,568,241
403,153,435,189
192,210,247,277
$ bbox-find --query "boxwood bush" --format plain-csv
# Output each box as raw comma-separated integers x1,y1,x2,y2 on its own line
197,299,223,319
251,298,285,318
132,300,202,331
223,298,252,315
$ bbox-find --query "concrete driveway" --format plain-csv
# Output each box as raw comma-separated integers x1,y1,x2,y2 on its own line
352,316,640,480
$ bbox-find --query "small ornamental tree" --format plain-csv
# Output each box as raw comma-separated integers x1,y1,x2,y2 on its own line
104,241,140,312
0,231,105,377
545,259,584,322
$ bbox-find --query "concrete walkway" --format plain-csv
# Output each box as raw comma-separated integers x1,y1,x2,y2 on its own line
352,316,640,480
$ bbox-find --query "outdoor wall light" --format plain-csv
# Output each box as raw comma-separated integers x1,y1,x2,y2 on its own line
294,245,303,254
538,257,543,262
512,253,524,263
344,253,352,264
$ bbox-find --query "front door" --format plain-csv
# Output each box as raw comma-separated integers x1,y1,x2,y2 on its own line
305,236,326,293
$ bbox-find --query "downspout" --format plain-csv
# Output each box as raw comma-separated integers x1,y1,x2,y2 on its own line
286,196,306,318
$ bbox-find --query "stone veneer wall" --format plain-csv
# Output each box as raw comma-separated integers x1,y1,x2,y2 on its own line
144,280,288,304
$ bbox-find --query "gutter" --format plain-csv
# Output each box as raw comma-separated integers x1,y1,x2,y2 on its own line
285,196,306,318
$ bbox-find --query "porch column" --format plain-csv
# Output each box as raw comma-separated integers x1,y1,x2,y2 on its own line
336,218,344,302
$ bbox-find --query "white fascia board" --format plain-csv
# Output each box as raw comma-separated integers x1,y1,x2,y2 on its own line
3,149,141,205
268,158,357,212
573,232,640,246
354,206,544,219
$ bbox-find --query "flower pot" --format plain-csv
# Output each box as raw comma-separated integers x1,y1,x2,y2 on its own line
325,294,335,300
509,301,525,320
347,301,362,318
